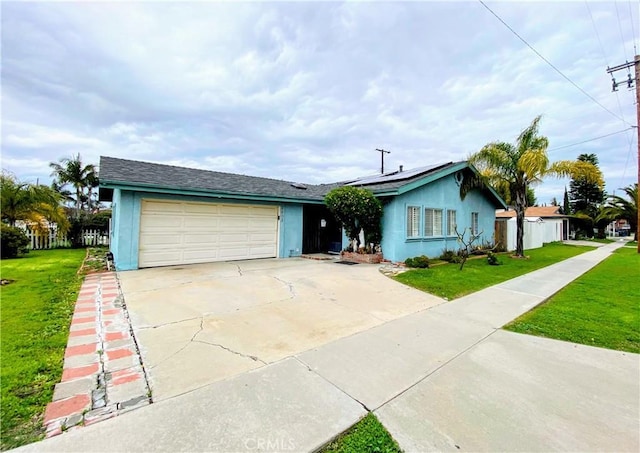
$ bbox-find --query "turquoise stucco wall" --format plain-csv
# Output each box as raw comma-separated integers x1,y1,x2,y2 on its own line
109,189,142,271
380,174,499,262
278,204,303,258
110,190,304,271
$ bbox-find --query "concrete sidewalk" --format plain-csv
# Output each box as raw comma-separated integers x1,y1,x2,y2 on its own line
42,273,151,437
14,242,639,452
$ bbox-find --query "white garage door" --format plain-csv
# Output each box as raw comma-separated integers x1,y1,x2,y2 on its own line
139,199,279,268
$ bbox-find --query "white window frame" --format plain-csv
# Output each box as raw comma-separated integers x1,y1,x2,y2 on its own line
471,212,479,235
406,206,420,238
447,210,457,236
424,208,443,237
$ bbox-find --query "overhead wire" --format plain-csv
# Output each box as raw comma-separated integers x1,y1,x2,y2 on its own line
586,1,609,61
627,0,638,54
615,1,630,60
478,0,633,127
587,0,636,193
585,1,627,125
547,127,634,151
613,0,638,190
618,134,636,189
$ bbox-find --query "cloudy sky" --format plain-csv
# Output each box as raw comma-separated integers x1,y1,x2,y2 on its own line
2,1,638,203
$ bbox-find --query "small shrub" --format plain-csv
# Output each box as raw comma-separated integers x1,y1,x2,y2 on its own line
440,249,455,261
405,255,430,268
440,249,462,264
487,251,501,266
1,224,30,259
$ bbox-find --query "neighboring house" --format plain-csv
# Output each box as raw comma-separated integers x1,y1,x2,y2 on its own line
495,206,570,251
613,219,631,236
99,157,505,270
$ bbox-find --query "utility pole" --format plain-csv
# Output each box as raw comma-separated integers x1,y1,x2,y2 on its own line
375,148,391,174
606,54,639,253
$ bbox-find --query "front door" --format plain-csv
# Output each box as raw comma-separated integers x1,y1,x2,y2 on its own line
302,205,342,254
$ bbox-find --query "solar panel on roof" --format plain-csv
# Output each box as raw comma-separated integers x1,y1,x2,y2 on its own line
346,163,450,186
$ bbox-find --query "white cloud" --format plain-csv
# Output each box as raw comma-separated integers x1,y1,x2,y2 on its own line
1,1,637,202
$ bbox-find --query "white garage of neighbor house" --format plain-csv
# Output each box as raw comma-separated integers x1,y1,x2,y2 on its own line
495,206,570,251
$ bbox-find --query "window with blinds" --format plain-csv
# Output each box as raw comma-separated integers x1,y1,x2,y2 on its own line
447,210,457,236
407,206,420,237
425,208,443,237
471,212,479,235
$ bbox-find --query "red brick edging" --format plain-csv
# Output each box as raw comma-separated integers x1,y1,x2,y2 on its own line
43,272,151,437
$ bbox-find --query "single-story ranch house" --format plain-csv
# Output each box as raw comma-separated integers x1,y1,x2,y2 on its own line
99,156,506,270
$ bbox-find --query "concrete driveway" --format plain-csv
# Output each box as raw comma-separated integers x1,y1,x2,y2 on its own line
118,258,443,401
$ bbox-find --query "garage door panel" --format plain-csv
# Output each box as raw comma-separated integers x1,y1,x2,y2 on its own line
184,217,220,228
250,218,277,228
139,200,278,268
140,215,183,229
218,233,251,243
218,218,252,229
250,206,278,215
139,234,181,246
249,246,277,256
139,250,183,265
183,249,221,261
250,232,278,242
184,203,220,215
144,200,183,213
183,234,220,245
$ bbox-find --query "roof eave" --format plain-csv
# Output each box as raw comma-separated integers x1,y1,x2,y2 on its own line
99,180,326,204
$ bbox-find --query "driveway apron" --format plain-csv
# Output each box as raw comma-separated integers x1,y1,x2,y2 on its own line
117,258,445,401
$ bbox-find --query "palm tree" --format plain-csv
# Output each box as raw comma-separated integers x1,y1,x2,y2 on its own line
49,154,97,217
599,184,638,241
0,172,69,233
464,115,603,257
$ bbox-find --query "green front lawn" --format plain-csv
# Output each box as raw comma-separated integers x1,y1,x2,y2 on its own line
395,242,594,300
321,413,401,453
0,249,86,450
505,247,640,353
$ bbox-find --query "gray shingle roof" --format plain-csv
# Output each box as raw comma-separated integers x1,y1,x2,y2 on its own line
98,157,483,204
99,156,338,202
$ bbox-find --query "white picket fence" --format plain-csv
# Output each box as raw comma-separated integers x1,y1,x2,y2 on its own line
20,227,110,250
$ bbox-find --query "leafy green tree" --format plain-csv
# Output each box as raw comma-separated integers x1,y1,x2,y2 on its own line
49,154,98,216
569,153,605,218
465,115,603,257
599,184,638,241
0,172,69,233
563,187,571,214
324,186,383,249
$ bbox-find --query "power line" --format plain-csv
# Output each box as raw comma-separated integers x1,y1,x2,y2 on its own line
548,127,634,151
615,1,630,60
627,0,638,54
478,0,632,127
588,1,636,148
618,131,636,192
586,1,609,66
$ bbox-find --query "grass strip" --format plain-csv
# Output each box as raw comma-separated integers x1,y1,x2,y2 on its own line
321,413,401,453
1,249,86,450
394,242,594,300
505,247,639,353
